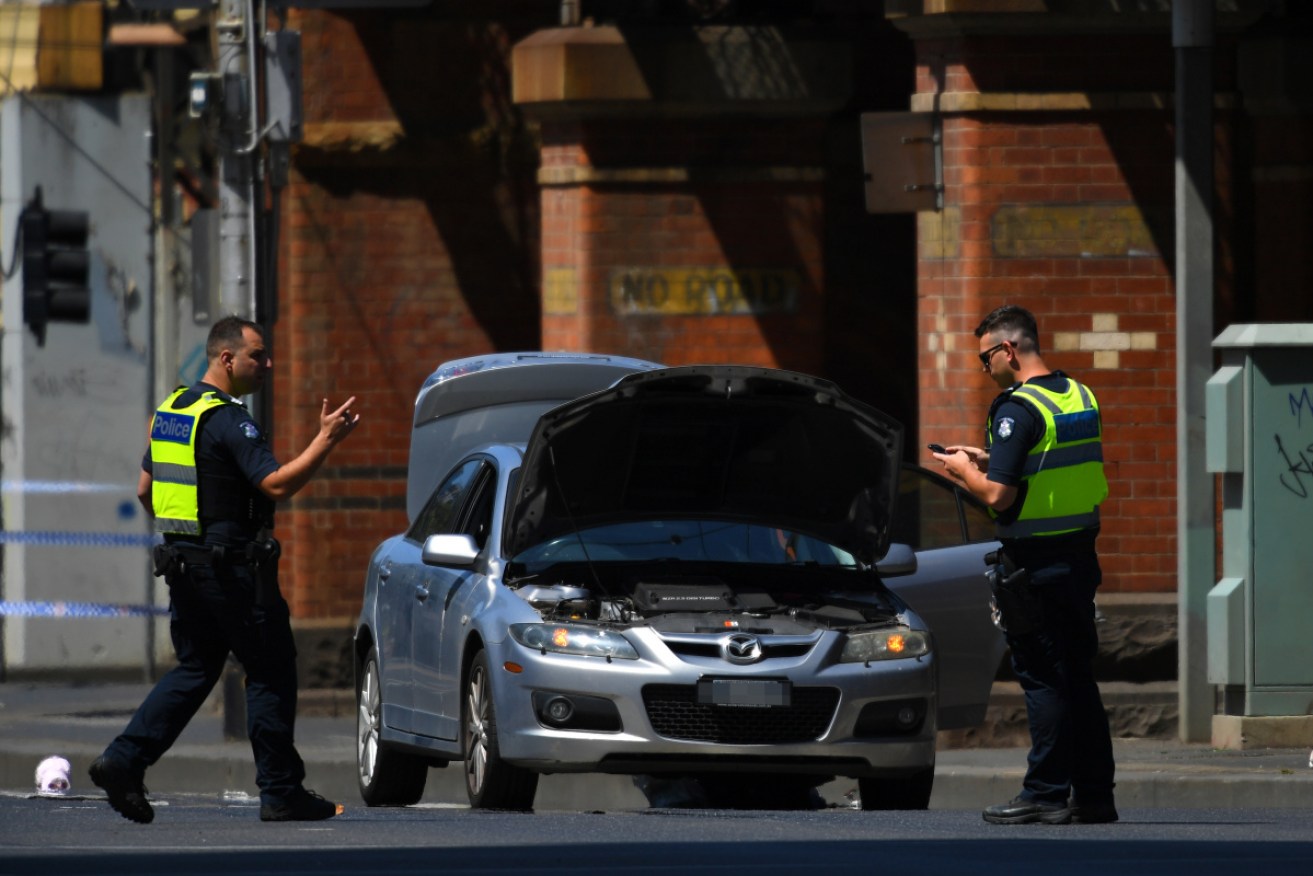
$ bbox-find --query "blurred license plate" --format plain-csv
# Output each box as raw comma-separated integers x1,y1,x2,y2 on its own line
697,679,791,708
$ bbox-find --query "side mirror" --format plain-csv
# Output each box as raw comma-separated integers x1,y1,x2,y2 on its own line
422,533,480,567
875,542,917,577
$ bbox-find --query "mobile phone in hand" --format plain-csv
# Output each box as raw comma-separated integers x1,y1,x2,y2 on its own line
927,443,946,454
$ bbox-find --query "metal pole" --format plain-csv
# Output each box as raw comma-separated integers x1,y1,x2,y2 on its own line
144,46,175,682
1174,0,1216,743
216,0,255,320
215,0,258,735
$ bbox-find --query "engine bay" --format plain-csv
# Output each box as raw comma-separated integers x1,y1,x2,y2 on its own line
511,562,905,634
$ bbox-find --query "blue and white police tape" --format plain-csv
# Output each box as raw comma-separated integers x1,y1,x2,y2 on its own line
0,531,159,548
1,480,134,495
0,600,168,618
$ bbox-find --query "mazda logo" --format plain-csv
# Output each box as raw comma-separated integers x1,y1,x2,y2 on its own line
723,633,762,665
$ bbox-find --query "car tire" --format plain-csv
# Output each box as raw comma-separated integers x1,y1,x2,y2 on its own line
858,766,934,810
462,650,538,811
357,651,428,806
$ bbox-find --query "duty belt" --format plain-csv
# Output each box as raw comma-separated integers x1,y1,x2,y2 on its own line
166,540,276,566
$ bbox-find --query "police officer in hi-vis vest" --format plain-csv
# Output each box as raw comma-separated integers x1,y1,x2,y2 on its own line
90,316,359,824
932,304,1117,826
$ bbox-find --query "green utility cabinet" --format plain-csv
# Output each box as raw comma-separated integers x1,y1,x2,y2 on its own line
1206,324,1313,717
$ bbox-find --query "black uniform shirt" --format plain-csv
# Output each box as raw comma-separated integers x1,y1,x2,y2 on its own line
143,382,280,546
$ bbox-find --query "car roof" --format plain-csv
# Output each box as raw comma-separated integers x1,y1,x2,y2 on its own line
406,352,662,522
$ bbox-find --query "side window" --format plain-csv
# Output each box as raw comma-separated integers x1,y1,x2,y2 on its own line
408,459,484,543
961,495,994,543
891,465,995,550
460,467,496,551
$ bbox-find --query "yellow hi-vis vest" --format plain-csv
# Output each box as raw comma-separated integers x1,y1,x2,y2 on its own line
149,387,235,535
989,377,1108,539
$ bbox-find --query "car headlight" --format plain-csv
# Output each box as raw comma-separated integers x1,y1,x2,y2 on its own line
840,628,930,663
510,623,639,660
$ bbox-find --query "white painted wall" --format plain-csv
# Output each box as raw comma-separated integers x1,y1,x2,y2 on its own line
1,94,157,675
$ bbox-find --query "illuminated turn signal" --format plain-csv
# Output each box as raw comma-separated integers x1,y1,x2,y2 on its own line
839,628,929,663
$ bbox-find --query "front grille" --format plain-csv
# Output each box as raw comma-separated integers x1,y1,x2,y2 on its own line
663,641,814,660
642,684,840,744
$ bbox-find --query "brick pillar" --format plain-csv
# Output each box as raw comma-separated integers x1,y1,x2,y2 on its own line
278,8,546,622
891,6,1237,594
514,25,851,371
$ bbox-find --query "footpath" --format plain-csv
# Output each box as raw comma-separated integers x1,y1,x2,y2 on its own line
2,682,1312,812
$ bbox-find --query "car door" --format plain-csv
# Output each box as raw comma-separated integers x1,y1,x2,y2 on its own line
409,458,492,741
369,537,414,732
883,464,1004,730
374,462,480,735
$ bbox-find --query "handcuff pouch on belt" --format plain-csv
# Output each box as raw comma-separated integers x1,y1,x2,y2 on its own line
152,543,185,586
983,548,1040,635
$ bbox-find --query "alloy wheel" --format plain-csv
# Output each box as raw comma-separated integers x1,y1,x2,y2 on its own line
357,658,382,787
464,661,490,796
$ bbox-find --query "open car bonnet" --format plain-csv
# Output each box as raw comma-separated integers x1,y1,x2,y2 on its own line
506,366,904,566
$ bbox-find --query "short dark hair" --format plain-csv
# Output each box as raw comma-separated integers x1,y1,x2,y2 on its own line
206,315,263,361
975,304,1039,354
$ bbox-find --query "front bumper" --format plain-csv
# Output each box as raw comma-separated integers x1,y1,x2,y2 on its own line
486,627,938,779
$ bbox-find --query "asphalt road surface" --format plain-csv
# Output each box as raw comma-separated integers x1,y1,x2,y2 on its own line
1,793,1311,876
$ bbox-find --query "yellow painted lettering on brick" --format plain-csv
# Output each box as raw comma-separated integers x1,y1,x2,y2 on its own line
610,268,800,316
992,204,1159,258
543,268,578,315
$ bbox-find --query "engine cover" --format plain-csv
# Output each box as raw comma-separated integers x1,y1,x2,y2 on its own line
633,579,736,615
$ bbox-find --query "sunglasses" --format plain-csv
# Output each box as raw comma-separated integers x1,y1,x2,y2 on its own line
978,341,1010,370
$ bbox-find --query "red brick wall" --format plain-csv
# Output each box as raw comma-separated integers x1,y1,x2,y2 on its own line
275,7,550,618
271,8,1306,616
538,118,828,373
913,34,1191,594
270,8,905,621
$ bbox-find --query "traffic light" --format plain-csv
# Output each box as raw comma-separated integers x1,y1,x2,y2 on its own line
22,187,91,346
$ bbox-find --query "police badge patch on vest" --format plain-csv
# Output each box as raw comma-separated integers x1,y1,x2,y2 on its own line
995,417,1015,441
240,421,261,440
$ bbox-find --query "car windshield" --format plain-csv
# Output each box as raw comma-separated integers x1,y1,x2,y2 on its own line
513,519,858,571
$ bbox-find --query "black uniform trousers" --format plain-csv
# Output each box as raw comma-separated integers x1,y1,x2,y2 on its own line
104,554,306,805
1003,535,1116,807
